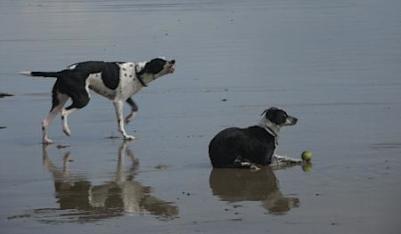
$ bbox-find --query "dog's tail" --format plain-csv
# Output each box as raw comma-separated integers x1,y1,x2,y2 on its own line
19,71,59,78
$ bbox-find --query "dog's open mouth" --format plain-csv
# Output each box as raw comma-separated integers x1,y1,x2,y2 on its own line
168,65,175,73
167,60,175,74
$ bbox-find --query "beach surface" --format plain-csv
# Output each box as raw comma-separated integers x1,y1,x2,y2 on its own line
1,0,400,233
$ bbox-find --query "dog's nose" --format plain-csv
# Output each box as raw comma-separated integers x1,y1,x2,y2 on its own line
291,117,298,125
170,60,175,65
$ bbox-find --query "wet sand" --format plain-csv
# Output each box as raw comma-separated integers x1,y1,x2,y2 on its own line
1,0,401,233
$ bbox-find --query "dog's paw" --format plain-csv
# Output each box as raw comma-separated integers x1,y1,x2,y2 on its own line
239,162,260,170
273,154,302,164
123,135,136,141
63,127,71,136
43,138,54,145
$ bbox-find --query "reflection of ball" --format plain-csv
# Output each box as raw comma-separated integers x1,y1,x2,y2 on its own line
301,151,313,161
302,162,313,172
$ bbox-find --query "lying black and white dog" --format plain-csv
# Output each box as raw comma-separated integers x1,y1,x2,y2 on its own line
20,58,175,144
208,107,298,168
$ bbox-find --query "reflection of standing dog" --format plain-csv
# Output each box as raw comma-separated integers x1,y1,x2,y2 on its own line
209,107,298,168
209,168,299,214
21,58,175,144
42,142,178,221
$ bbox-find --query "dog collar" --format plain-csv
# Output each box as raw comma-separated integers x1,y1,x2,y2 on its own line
134,64,148,87
259,120,279,147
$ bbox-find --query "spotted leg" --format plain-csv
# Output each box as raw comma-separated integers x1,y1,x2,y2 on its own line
125,97,138,124
61,92,90,137
113,100,135,140
42,91,69,144
61,108,76,136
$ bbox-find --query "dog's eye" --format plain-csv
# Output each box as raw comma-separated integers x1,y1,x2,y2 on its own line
279,113,288,123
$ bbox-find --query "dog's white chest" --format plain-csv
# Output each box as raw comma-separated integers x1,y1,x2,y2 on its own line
116,63,141,99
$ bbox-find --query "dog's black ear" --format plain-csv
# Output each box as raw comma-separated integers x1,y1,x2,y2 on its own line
264,107,287,125
261,107,278,117
261,109,268,116
144,58,167,75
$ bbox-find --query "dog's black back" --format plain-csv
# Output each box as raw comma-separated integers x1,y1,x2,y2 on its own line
44,61,122,110
208,126,276,168
66,61,122,89
31,61,122,90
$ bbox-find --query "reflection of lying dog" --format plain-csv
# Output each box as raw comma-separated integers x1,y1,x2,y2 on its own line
42,142,178,221
21,58,175,144
209,168,299,214
208,107,298,168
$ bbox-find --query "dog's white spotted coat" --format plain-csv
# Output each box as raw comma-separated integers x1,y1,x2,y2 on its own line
21,58,175,144
117,63,142,101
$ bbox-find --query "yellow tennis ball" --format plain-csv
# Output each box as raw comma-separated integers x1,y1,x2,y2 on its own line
301,150,313,161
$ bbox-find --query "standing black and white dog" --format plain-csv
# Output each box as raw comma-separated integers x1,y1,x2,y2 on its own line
20,58,175,144
208,107,298,168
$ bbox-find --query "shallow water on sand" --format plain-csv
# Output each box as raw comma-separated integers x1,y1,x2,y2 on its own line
1,0,401,233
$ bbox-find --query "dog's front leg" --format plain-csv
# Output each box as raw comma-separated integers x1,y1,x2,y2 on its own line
125,97,138,124
273,154,302,164
113,100,135,140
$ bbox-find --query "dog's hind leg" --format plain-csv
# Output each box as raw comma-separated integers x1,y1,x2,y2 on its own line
61,108,76,136
233,156,260,170
42,91,69,144
61,92,90,136
124,97,138,124
113,100,135,140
